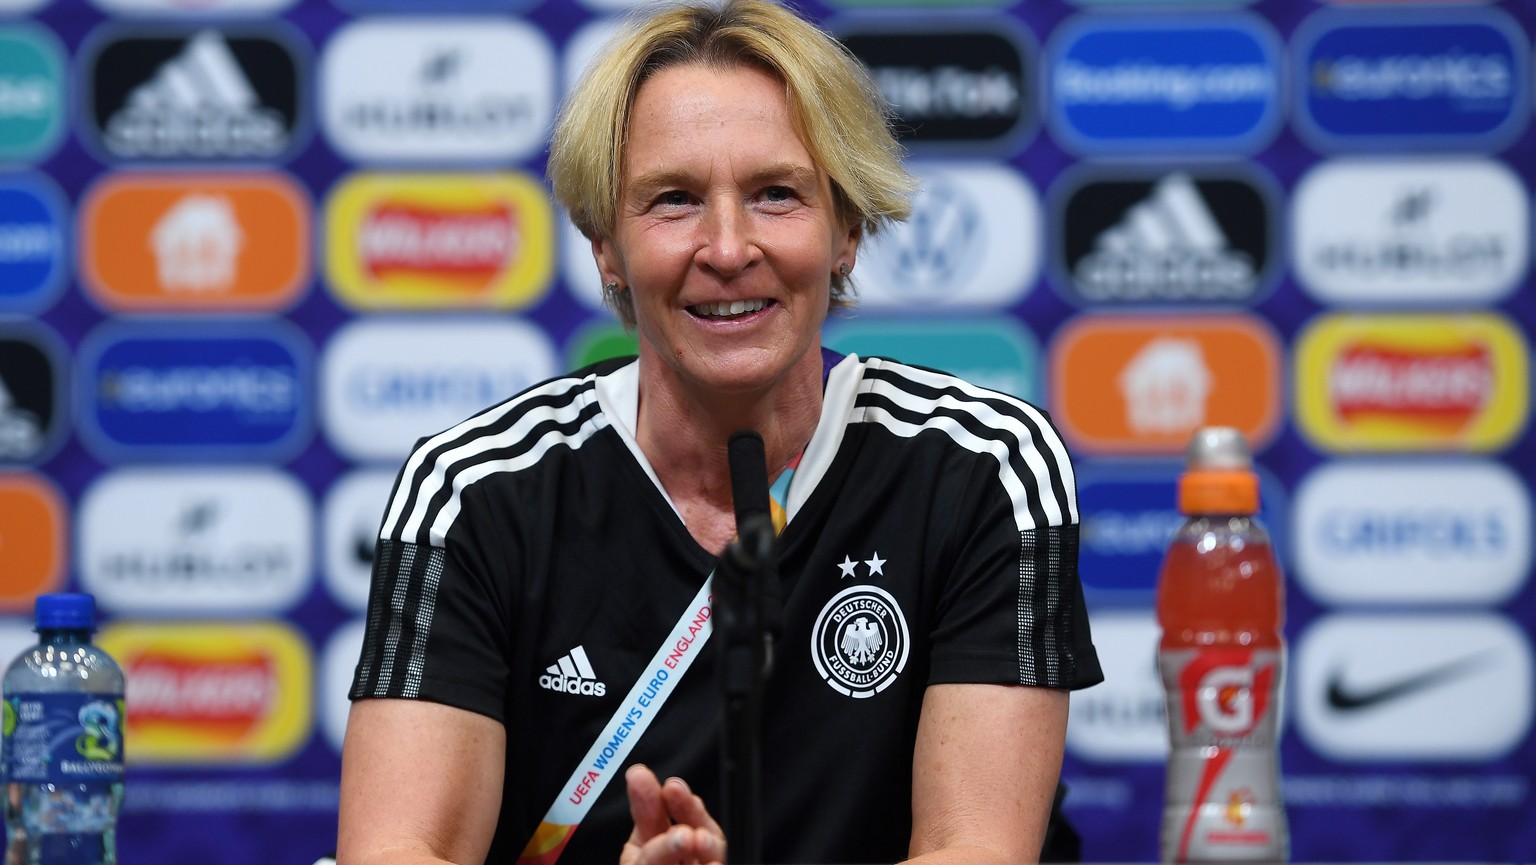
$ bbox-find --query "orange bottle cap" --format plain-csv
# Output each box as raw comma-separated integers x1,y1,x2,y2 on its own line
1179,468,1259,515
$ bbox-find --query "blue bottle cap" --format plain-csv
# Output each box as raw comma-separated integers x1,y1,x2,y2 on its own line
35,593,97,631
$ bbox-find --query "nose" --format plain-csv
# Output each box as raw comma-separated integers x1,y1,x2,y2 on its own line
695,199,756,278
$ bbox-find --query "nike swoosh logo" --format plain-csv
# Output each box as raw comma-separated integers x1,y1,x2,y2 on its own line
1326,651,1492,712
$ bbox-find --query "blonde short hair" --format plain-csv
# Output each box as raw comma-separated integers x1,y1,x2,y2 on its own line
547,0,916,325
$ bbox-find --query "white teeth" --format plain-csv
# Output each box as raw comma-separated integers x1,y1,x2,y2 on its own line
692,299,767,317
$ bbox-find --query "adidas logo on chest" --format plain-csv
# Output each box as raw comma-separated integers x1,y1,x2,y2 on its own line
539,645,607,697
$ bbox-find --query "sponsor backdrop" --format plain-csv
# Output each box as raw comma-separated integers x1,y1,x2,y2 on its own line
0,0,1532,862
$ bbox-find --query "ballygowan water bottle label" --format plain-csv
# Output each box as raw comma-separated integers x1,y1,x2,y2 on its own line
2,693,126,784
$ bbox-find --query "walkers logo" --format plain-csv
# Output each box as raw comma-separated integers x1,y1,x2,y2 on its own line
0,175,67,313
1047,15,1281,154
325,172,555,310
540,646,607,697
0,473,64,610
1296,11,1527,149
0,26,64,161
825,318,1039,403
855,163,1039,309
83,26,306,161
1294,613,1532,760
1077,465,1286,595
320,318,557,462
96,622,312,763
1065,612,1166,762
0,325,65,464
1055,169,1275,305
1293,159,1526,306
80,323,312,461
1293,460,1528,607
78,467,313,615
80,173,309,313
1050,315,1281,454
321,19,553,162
1294,313,1526,452
835,23,1031,150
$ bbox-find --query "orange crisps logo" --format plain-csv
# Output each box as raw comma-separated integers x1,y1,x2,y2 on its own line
80,173,310,313
95,621,312,764
0,473,65,610
1295,313,1528,452
1050,314,1282,455
326,172,554,310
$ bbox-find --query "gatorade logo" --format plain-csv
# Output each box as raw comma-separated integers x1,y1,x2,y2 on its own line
1049,314,1282,455
95,621,311,763
1179,649,1274,737
325,172,554,310
79,173,310,313
0,472,65,610
1295,313,1527,452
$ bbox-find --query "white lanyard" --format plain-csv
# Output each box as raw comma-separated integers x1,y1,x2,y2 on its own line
517,576,715,865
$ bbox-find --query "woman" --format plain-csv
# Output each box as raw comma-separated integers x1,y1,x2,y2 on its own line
338,3,1101,864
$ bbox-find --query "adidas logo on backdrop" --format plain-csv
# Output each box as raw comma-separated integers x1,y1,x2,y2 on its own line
89,28,302,160
539,645,606,697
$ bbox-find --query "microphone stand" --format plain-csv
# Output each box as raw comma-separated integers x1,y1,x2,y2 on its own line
715,511,779,865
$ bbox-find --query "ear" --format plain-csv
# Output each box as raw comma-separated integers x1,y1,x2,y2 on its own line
836,221,862,275
591,235,624,287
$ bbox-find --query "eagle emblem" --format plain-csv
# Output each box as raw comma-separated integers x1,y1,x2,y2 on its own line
840,617,882,665
811,586,910,699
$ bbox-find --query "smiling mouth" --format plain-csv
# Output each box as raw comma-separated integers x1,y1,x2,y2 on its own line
687,298,773,319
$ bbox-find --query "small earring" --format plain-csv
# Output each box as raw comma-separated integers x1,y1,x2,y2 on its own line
603,281,620,295
838,263,849,278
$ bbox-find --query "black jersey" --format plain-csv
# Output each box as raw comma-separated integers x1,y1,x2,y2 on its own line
351,352,1102,865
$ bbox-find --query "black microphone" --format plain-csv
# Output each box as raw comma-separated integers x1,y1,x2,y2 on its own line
727,429,771,550
719,429,777,865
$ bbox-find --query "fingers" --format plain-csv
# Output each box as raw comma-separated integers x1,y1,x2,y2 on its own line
624,769,727,865
659,777,723,836
626,764,670,843
626,824,726,865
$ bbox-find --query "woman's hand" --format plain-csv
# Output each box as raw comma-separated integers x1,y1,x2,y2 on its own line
620,764,727,865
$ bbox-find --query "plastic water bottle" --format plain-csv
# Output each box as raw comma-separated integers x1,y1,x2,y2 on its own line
1155,428,1288,862
2,594,125,865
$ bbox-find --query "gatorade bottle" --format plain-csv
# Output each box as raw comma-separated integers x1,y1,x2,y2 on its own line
1156,427,1287,862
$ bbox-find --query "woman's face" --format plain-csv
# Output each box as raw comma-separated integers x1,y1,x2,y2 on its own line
594,63,859,398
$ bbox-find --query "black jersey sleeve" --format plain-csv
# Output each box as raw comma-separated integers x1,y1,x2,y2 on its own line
857,360,1102,691
348,462,515,723
347,369,610,723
